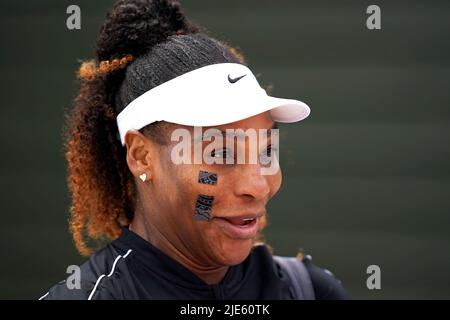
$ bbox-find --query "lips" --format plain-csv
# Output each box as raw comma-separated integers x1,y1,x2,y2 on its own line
213,214,262,240
222,216,258,226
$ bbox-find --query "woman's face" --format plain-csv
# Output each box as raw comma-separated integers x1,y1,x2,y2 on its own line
135,111,282,267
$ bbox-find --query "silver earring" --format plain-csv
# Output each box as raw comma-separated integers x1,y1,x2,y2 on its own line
139,173,147,182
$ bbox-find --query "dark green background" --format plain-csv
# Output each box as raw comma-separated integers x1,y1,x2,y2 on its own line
1,0,449,299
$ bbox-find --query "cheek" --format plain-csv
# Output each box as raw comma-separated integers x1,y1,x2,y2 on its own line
269,168,282,197
176,167,218,220
154,161,197,215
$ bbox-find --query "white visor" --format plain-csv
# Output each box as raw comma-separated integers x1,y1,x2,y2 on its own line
117,63,310,145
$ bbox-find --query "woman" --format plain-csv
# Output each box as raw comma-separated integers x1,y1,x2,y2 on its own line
40,0,348,300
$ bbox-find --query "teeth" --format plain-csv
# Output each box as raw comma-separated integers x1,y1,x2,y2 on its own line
223,216,257,226
242,218,256,226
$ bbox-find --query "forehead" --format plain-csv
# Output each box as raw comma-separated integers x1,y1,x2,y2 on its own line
209,112,275,131
165,112,277,143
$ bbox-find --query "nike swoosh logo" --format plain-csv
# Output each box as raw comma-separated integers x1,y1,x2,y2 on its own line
228,74,247,83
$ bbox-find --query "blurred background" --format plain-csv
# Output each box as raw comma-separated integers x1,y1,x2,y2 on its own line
1,0,449,299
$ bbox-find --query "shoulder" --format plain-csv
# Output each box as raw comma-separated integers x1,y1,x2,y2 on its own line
273,253,348,300
302,255,349,300
257,245,348,300
39,244,136,300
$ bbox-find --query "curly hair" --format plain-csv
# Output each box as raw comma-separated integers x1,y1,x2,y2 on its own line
64,0,252,256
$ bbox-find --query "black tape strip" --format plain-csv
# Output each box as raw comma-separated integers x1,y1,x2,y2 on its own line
194,194,214,221
198,171,218,186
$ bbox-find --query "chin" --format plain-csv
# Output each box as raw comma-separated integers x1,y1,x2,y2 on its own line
218,238,254,266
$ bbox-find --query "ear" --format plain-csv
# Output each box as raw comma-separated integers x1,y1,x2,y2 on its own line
124,129,156,182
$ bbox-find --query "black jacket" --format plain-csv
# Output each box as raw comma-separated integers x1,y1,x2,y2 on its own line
40,228,348,300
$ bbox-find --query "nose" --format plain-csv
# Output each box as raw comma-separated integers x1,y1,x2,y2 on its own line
233,164,271,201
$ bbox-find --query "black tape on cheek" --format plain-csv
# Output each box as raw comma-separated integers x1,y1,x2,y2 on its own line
198,171,217,185
194,194,214,221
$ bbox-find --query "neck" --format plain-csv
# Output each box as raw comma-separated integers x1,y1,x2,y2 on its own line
129,209,228,285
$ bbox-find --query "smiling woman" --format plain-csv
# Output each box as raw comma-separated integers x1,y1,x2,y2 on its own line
39,0,348,300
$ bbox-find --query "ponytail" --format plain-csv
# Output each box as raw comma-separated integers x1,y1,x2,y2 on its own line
65,70,133,255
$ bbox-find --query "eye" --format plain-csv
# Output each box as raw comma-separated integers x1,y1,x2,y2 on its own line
260,144,278,164
265,144,277,156
211,148,233,159
266,145,272,157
